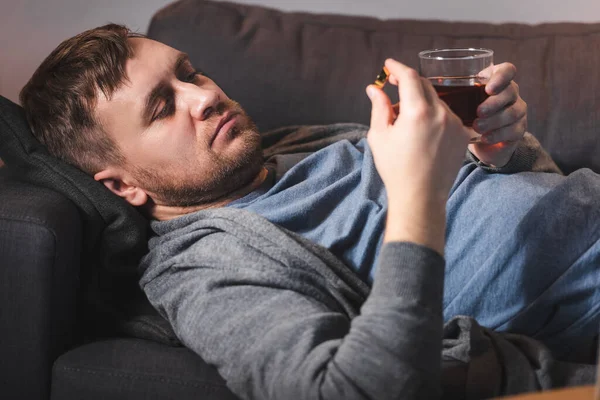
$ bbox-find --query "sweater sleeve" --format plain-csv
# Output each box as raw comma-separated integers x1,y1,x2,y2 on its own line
465,132,563,174
142,237,445,400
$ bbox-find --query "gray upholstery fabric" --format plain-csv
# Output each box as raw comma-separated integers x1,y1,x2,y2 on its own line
148,0,600,174
0,95,179,345
0,173,81,400
52,339,238,400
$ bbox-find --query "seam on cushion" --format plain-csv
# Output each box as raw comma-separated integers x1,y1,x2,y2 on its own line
0,212,68,229
57,366,229,390
289,23,600,41
0,217,59,258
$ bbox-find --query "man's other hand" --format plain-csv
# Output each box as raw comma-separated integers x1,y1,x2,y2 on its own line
469,62,528,167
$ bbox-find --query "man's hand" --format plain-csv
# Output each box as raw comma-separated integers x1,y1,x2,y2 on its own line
468,62,528,167
366,59,472,254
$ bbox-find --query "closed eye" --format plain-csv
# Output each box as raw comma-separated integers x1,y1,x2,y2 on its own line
183,70,202,83
152,97,175,121
150,60,204,122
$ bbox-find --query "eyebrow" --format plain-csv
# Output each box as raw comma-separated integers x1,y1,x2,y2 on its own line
141,52,191,125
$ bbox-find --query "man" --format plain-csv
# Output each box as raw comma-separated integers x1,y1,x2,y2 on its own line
20,25,598,399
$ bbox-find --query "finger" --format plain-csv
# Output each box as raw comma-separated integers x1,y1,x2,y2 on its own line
474,97,527,135
420,77,438,105
430,89,474,142
366,84,394,131
477,81,519,118
477,63,495,80
485,62,517,95
479,116,527,144
384,59,427,113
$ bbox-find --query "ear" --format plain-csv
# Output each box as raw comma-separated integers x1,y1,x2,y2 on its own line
94,168,148,207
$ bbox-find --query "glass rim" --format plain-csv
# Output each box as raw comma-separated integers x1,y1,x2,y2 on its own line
418,48,494,60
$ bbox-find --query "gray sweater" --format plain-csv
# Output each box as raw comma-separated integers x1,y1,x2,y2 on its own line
141,209,445,399
139,126,577,400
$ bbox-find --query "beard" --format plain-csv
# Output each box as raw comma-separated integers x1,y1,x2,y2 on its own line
132,100,264,207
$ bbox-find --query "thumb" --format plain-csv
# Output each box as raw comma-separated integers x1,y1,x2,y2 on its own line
366,84,393,132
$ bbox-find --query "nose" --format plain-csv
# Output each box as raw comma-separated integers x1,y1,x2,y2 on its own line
179,82,220,121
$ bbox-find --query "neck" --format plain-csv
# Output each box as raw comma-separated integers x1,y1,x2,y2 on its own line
149,167,269,221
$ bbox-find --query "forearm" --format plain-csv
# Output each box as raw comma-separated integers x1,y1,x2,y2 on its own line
466,132,562,174
355,242,445,399
278,241,445,400
385,195,446,256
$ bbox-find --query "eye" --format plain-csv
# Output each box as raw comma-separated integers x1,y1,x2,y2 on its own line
152,98,174,121
183,69,202,83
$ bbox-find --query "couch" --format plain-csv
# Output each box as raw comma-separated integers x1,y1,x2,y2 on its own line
1,0,599,399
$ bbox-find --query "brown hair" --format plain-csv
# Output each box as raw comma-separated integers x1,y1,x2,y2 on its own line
20,24,144,174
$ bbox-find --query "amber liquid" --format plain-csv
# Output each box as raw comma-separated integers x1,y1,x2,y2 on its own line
429,77,489,127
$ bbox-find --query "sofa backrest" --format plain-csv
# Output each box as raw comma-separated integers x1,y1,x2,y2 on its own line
148,0,600,174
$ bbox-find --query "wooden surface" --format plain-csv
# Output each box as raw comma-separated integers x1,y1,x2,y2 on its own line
498,385,597,399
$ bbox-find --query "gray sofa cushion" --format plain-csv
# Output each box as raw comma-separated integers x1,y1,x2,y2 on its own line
148,0,600,174
0,95,178,345
0,174,81,399
52,339,238,400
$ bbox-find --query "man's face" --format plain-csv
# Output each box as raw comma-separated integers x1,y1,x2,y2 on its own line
95,37,262,207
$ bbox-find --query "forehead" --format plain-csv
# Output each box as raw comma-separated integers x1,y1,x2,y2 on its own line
127,37,180,76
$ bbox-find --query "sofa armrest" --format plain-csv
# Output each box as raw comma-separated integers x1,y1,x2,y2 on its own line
0,174,82,400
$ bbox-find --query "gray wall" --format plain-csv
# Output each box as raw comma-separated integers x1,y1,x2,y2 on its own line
1,0,599,104
0,0,173,103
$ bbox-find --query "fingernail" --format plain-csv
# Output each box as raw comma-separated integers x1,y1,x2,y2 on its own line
366,86,376,99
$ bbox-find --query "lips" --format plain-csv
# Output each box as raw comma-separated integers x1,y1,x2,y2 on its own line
210,112,238,147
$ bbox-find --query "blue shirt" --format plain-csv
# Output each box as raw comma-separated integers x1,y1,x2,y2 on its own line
229,133,600,354
228,138,386,283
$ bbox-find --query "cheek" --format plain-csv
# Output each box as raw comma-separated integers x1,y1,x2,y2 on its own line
131,125,199,167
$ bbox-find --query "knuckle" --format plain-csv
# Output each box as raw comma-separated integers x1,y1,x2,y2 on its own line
408,103,430,119
508,63,517,76
514,100,527,119
518,115,528,130
420,77,434,90
436,108,453,127
406,68,420,80
512,81,520,93
506,106,520,121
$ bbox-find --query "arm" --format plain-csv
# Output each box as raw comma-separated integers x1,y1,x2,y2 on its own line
141,59,466,400
142,224,444,400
